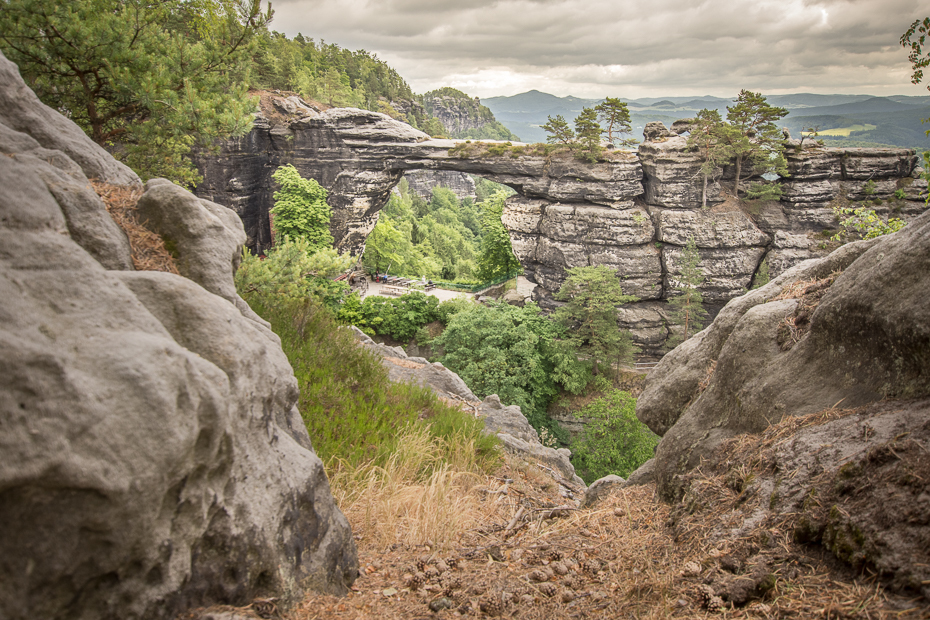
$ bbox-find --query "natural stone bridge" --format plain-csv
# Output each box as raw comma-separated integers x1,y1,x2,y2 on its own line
195,93,928,353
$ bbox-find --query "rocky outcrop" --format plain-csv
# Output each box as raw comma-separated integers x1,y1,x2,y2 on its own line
195,93,928,353
0,52,356,620
404,169,476,201
349,327,585,490
637,206,930,501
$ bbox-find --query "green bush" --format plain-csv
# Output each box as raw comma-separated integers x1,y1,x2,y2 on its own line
243,292,499,472
832,205,906,241
433,302,587,443
234,236,354,311
570,389,659,484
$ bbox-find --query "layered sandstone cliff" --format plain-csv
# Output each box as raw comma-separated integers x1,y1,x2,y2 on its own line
195,95,928,353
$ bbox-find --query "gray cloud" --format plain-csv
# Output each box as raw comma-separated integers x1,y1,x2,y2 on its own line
269,0,929,98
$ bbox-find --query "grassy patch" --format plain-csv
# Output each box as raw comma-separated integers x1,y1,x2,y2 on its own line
243,292,499,474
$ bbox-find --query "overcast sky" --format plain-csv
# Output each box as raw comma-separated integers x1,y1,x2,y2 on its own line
270,0,929,100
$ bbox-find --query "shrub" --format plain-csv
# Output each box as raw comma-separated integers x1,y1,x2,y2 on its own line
832,205,906,241
234,236,354,311
570,389,659,484
270,164,333,250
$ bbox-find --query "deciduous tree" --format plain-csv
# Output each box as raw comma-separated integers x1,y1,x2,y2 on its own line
476,190,521,282
270,164,334,251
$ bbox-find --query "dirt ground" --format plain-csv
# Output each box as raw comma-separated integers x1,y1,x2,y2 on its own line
190,443,930,620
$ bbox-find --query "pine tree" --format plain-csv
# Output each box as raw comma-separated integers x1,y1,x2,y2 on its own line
554,266,638,375
667,237,709,348
686,109,728,208
573,107,604,162
0,0,272,186
720,90,789,197
542,114,575,145
594,97,637,147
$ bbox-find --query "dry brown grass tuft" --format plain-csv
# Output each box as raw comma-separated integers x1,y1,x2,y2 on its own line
91,180,178,274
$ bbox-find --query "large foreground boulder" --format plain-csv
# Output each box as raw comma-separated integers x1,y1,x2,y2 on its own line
0,51,357,620
639,208,930,500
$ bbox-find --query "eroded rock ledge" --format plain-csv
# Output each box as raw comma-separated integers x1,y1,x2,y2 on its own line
195,94,928,353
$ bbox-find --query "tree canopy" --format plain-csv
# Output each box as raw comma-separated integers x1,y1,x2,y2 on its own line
721,90,789,197
666,236,708,348
554,265,638,375
0,0,271,186
270,164,334,251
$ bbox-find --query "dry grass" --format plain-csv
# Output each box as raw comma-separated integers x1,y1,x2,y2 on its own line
328,426,494,551
276,430,929,620
91,180,179,274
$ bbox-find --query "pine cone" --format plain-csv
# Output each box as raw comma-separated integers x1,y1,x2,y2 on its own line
424,566,441,581
548,550,563,562
529,569,549,583
707,595,725,612
681,561,702,577
408,572,426,590
445,557,459,570
694,584,714,607
479,595,504,616
538,582,558,598
551,561,570,576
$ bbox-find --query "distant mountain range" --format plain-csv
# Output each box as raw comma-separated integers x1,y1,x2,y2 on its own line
483,90,930,150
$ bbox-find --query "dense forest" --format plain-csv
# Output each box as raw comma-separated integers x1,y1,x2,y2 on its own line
362,177,520,283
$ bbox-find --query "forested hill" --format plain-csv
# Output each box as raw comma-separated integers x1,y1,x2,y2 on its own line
251,31,517,140
485,90,930,150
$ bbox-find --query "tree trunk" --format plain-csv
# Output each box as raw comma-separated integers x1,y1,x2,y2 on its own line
702,173,708,208
733,157,742,197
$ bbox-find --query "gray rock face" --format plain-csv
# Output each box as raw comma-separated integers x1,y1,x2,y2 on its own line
404,169,476,201
195,94,928,353
639,207,930,499
0,53,357,620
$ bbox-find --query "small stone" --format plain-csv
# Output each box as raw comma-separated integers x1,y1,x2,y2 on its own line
428,597,454,612
381,587,398,597
435,560,449,574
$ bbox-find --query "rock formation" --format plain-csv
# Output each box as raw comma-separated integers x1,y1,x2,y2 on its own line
403,169,476,201
637,207,930,500
195,93,928,353
0,52,356,620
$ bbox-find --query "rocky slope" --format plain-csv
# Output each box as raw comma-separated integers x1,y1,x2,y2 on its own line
195,95,928,353
626,207,930,599
350,328,586,492
0,53,356,620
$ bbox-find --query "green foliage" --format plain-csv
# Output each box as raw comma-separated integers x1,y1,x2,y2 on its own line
667,237,708,348
476,190,522,282
901,17,930,89
746,181,785,201
421,87,520,141
594,98,636,147
542,115,575,145
243,292,498,471
687,109,728,208
570,389,659,484
752,258,771,290
434,302,585,442
270,165,334,250
573,107,604,162
894,188,907,200
355,292,441,341
0,0,270,186
252,30,414,109
721,90,790,197
234,236,353,311
554,265,639,375
831,205,906,241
